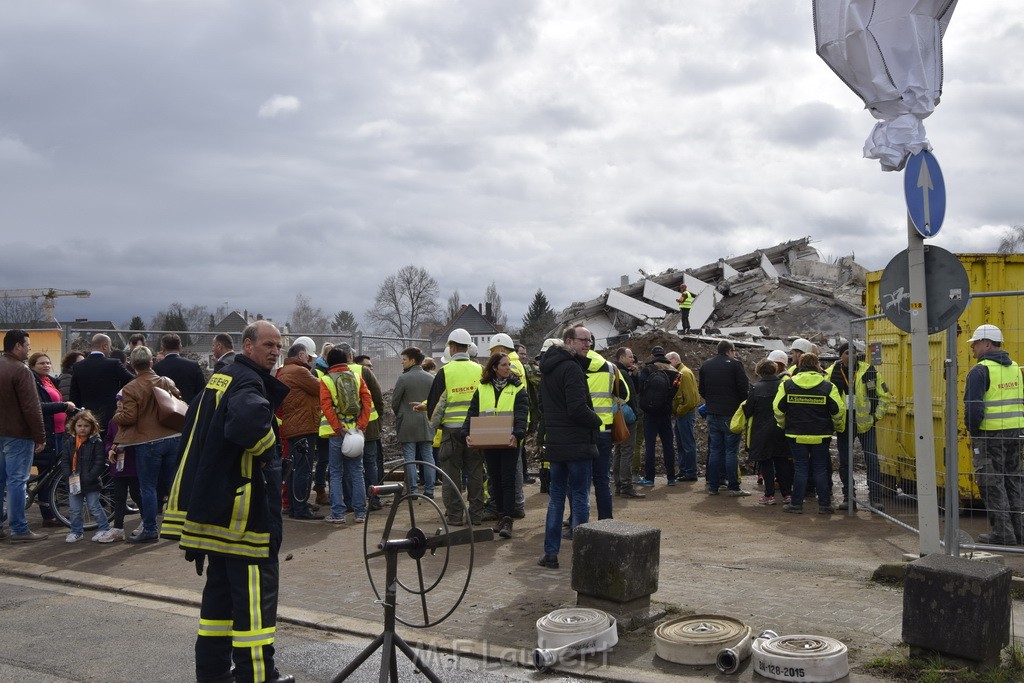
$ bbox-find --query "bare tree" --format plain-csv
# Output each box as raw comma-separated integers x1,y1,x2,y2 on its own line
150,302,211,333
0,296,44,324
289,293,331,334
446,290,461,323
332,310,359,335
485,281,508,329
366,265,441,338
997,224,1024,254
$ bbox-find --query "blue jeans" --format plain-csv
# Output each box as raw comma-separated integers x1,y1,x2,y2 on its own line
401,441,435,495
314,437,328,489
594,432,613,519
135,436,180,535
544,459,592,557
790,440,832,508
69,490,110,535
0,436,35,534
343,439,380,508
643,412,676,481
329,436,365,518
675,412,697,479
706,414,741,491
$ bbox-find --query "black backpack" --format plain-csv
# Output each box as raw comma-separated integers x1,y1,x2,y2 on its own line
639,367,674,414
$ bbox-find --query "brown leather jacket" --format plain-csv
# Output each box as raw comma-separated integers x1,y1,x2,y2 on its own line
276,358,321,439
112,369,184,445
0,352,45,444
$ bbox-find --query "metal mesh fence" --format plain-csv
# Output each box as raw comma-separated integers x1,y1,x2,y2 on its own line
854,290,1024,555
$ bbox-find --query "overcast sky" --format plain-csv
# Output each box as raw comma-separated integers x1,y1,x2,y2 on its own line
1,2,1021,332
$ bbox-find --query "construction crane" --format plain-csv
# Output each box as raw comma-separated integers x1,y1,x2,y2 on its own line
0,288,91,321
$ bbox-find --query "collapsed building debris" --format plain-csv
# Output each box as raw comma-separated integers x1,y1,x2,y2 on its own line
554,237,867,351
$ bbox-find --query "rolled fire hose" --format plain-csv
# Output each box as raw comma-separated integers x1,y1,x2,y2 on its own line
533,608,618,670
653,615,751,666
717,629,777,674
751,633,849,682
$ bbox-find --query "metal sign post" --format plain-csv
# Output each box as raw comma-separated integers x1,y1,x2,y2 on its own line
907,216,941,555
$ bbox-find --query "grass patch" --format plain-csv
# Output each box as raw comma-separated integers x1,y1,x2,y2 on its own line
864,645,1024,682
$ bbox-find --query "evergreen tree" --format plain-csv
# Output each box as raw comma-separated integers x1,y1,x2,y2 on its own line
129,316,145,330
518,289,557,355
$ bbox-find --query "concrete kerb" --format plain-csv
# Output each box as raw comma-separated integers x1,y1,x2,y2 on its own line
0,557,659,683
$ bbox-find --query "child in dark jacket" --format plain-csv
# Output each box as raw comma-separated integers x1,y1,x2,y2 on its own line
60,410,115,543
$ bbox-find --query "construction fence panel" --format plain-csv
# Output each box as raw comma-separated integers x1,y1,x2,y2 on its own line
855,289,1024,555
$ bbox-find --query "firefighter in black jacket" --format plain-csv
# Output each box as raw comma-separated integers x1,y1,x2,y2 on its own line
162,321,293,683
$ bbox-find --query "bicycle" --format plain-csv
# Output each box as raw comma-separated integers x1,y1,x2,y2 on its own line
3,460,138,531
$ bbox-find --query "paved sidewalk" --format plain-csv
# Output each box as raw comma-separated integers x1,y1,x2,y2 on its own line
2,476,1021,681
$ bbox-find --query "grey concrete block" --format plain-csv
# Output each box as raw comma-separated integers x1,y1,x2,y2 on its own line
571,519,659,604
902,552,1011,665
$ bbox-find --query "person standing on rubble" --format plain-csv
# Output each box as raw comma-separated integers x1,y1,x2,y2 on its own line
677,285,694,335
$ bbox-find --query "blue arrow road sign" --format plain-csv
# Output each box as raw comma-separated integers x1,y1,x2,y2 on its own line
904,150,946,238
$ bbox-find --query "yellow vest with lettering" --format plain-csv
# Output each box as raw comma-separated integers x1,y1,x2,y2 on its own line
979,359,1024,430
441,360,483,427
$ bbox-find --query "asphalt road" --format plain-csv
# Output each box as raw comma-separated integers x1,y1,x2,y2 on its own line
0,574,581,683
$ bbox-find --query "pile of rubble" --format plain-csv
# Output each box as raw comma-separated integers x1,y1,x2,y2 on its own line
553,237,868,354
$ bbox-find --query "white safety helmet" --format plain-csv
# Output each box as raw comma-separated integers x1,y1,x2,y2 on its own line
767,350,788,364
468,342,479,358
967,324,1004,344
293,336,317,358
790,338,814,354
539,338,560,354
342,429,365,458
447,328,472,345
488,333,515,351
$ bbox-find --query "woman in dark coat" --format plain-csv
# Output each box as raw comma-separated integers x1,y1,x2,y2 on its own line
743,359,792,505
29,352,77,526
463,352,529,539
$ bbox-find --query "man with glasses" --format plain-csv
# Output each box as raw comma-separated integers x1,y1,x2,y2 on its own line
537,325,602,569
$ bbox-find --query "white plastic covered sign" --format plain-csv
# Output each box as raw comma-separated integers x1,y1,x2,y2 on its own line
813,0,958,172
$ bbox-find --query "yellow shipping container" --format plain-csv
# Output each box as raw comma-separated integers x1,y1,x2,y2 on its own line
865,253,1024,503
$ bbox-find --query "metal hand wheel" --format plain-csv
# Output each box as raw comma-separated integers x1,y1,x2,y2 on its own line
362,460,485,628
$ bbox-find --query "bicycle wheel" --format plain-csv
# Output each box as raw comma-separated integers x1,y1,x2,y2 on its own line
47,471,116,531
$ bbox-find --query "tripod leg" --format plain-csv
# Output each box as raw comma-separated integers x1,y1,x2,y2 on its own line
393,634,444,683
379,631,394,683
330,633,385,683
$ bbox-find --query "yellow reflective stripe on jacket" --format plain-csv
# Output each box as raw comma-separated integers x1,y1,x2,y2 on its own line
348,364,379,422
980,360,1024,430
677,291,694,309
163,374,227,540
477,381,523,416
244,428,276,460
441,360,482,426
584,351,614,426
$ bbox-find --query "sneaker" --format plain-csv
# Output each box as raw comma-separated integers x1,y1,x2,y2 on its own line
756,496,776,506
107,528,125,541
783,495,792,505
65,532,84,543
125,531,159,544
130,524,145,539
818,505,835,515
323,515,346,524
707,488,720,495
92,529,116,543
782,504,803,514
727,489,751,497
354,517,365,524
498,517,513,539
667,478,677,486
635,478,655,487
10,531,49,543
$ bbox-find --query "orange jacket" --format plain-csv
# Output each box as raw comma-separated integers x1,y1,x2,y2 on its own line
319,363,372,434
